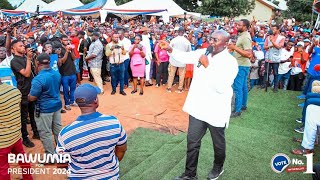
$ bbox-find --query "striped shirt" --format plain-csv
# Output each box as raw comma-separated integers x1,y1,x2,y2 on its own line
0,83,22,148
56,112,127,180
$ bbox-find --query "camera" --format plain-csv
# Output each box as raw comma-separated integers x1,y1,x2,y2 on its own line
25,44,37,53
267,29,273,35
114,45,121,49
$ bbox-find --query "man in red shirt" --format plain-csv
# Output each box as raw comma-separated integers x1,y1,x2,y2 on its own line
70,30,81,84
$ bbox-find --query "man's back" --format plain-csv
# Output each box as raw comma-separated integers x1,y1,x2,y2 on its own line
0,83,22,148
30,68,62,113
169,36,191,67
57,112,127,179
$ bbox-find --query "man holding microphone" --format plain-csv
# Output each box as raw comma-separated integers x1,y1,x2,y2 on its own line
159,30,238,180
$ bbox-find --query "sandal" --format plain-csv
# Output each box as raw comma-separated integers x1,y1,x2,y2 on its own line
291,148,314,155
139,91,144,95
131,90,137,94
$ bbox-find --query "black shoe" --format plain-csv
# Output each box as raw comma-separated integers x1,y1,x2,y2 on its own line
111,90,116,95
61,109,66,113
23,138,35,148
230,112,241,118
131,90,137,94
32,133,40,140
173,173,198,180
241,106,247,111
207,166,224,180
139,91,144,95
120,91,127,96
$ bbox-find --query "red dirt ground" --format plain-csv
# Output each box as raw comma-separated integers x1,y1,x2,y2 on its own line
11,80,190,180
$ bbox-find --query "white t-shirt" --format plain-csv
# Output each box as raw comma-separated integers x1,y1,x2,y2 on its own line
278,48,292,75
254,50,264,60
0,54,13,67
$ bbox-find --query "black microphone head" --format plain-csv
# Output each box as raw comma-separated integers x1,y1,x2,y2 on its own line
207,46,213,53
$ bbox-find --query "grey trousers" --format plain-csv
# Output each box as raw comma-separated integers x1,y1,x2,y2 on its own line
35,109,62,154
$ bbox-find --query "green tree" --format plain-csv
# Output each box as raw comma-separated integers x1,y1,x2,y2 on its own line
115,0,131,5
174,0,199,12
81,0,95,4
197,0,255,17
0,0,14,10
283,0,313,22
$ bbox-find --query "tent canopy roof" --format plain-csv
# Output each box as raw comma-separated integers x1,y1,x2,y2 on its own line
16,0,48,12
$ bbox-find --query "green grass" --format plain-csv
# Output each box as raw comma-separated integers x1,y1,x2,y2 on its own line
119,89,317,180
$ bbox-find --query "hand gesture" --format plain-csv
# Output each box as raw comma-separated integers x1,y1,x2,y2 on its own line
26,49,33,59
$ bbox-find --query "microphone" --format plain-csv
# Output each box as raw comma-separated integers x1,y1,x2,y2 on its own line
197,46,213,68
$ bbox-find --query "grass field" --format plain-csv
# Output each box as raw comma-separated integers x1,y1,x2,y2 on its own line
119,89,317,180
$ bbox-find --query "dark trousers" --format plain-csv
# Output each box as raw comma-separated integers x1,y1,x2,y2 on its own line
101,57,107,81
156,61,169,85
21,98,38,140
110,63,125,92
79,55,84,80
263,62,279,87
185,115,226,177
313,163,320,180
289,73,305,91
123,59,130,86
302,93,320,124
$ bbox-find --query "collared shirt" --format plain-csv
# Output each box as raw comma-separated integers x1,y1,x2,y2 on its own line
169,36,192,67
30,68,62,113
87,39,104,68
169,48,238,128
56,112,127,180
0,83,22,148
234,31,252,67
119,37,132,60
105,42,126,64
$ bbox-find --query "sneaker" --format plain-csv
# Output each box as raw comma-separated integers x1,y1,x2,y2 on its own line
32,133,40,140
175,89,184,93
207,166,224,180
296,118,302,124
156,84,160,88
65,105,71,111
61,109,66,113
111,90,116,95
298,103,305,108
230,112,241,118
294,127,304,134
70,102,78,107
23,138,35,148
166,88,172,93
173,173,198,180
120,91,127,96
297,95,306,100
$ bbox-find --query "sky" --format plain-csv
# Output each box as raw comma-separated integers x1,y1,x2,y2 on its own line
8,0,24,7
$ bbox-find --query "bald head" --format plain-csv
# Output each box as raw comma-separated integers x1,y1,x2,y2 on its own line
209,30,230,55
212,30,230,44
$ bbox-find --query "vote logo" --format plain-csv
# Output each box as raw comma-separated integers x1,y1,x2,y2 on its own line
271,153,291,173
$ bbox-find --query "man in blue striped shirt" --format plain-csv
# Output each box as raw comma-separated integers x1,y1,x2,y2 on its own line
56,84,127,179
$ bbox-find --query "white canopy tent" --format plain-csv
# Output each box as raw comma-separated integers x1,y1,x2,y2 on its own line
100,0,118,23
104,0,200,18
16,0,48,12
44,0,84,11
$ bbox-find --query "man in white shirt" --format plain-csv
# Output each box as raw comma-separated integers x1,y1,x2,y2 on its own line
278,42,293,90
0,33,13,67
119,29,132,88
160,30,238,180
167,27,192,93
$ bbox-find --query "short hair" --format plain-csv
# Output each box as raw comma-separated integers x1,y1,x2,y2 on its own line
135,34,142,40
240,19,250,29
60,34,68,40
272,24,281,30
43,42,52,48
11,39,22,47
79,30,86,36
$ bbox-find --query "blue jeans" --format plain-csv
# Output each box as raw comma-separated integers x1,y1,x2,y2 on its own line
302,93,320,124
123,59,130,86
110,63,125,92
233,66,250,113
277,70,291,90
250,79,259,89
303,74,320,95
74,58,80,73
61,75,77,106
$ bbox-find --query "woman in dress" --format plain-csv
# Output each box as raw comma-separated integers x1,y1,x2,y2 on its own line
129,34,146,95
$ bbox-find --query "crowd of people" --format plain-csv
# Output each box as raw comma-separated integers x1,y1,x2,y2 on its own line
0,10,320,179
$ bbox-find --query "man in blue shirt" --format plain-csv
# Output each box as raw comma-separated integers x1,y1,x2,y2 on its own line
28,53,62,156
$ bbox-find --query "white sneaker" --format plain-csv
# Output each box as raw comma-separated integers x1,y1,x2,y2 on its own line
175,89,184,94
166,88,172,93
156,84,160,88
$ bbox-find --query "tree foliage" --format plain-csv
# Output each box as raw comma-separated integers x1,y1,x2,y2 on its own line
197,0,255,17
283,0,313,22
0,0,14,10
